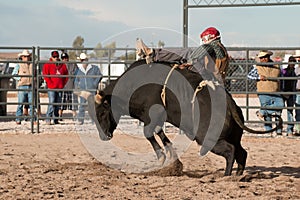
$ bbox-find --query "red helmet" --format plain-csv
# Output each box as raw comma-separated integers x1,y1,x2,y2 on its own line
200,27,220,39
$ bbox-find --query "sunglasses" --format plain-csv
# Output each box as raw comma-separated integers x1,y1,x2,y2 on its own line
53,56,59,58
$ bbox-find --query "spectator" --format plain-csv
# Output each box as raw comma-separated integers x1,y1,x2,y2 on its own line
23,98,29,121
23,64,42,119
12,50,36,125
16,54,30,119
42,51,68,125
74,53,102,125
59,52,79,121
136,27,229,83
281,56,297,136
293,50,300,136
22,91,41,120
247,50,283,136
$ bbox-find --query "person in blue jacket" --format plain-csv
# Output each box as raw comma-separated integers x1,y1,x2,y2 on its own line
74,53,102,124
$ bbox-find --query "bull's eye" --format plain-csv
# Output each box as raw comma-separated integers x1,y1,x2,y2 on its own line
103,102,109,109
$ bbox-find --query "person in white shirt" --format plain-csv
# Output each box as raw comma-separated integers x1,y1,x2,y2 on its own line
74,53,102,124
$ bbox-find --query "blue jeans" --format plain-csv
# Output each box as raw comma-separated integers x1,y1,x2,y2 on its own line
258,94,284,132
46,91,62,123
295,94,300,131
295,94,300,121
283,95,295,133
16,85,35,122
78,96,87,123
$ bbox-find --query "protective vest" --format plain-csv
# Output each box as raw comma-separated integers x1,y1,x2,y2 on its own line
256,64,280,92
17,63,32,87
190,39,229,83
207,41,229,82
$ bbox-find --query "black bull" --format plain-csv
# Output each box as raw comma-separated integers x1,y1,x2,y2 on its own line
79,60,282,176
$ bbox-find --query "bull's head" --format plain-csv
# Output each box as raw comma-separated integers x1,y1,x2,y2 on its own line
78,90,117,141
94,90,118,139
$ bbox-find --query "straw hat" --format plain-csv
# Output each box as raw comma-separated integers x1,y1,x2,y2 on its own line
257,50,273,58
18,49,31,57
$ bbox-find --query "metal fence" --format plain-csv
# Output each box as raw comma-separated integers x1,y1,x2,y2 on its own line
0,47,36,128
1,46,300,133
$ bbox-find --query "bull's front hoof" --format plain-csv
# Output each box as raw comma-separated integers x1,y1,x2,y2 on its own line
165,144,178,161
200,147,209,156
156,150,166,166
98,133,112,141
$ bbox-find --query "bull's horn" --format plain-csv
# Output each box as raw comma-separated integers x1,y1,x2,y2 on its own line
95,94,102,104
76,91,92,99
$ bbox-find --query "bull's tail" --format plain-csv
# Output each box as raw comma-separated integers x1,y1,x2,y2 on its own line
227,94,283,134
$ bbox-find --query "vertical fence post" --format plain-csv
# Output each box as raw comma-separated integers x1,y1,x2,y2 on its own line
36,46,41,133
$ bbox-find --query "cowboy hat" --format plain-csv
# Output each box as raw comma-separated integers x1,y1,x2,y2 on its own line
293,50,300,58
18,49,31,57
257,50,273,58
77,53,88,60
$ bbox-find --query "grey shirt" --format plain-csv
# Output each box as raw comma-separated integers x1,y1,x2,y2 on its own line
64,63,78,90
295,66,300,90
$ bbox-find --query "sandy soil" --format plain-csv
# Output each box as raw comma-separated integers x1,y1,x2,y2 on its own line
1,95,300,199
0,119,300,199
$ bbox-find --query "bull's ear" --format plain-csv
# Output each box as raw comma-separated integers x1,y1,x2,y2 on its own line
95,90,104,104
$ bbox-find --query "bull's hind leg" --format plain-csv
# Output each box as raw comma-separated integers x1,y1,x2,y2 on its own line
234,144,247,176
210,140,235,176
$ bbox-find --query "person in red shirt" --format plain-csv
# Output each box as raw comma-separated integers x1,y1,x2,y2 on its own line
42,51,68,125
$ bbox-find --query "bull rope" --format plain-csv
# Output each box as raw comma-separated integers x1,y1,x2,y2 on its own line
160,65,216,128
161,64,179,106
190,80,208,123
190,80,219,126
160,65,217,135
191,80,208,104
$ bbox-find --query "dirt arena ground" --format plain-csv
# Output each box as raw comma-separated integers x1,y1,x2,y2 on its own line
1,95,300,199
0,120,300,200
